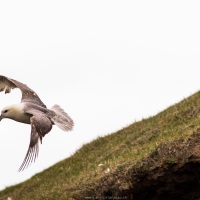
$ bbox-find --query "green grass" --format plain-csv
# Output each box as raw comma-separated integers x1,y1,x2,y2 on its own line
1,91,200,199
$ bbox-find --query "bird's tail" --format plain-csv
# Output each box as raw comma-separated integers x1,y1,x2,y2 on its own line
50,104,74,131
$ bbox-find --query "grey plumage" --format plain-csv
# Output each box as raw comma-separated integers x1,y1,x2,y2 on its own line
0,75,74,171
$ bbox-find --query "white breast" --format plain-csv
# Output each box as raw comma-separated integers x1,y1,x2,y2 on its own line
8,103,31,124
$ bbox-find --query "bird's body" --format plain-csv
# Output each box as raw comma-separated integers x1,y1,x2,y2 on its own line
0,75,74,171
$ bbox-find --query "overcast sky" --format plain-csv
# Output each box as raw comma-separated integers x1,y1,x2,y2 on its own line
0,0,200,190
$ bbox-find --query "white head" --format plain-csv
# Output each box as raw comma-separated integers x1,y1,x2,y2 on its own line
0,105,15,120
0,104,24,121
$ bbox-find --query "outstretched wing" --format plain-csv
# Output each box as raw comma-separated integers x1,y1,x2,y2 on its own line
0,75,46,108
18,122,40,171
18,112,52,171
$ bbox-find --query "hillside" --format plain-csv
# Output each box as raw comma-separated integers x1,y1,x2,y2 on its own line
1,91,200,199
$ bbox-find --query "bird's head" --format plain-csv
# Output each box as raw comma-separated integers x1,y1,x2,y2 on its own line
0,105,17,121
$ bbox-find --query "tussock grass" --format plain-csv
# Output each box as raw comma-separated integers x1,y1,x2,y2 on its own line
1,91,200,199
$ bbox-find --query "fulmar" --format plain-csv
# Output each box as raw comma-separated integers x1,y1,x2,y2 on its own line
0,75,74,171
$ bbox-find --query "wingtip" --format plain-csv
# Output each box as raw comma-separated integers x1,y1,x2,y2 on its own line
18,143,39,172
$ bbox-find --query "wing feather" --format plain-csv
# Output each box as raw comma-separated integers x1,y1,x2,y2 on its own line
18,123,40,171
18,112,52,171
0,75,46,107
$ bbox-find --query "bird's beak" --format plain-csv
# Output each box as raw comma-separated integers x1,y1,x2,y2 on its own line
0,115,3,121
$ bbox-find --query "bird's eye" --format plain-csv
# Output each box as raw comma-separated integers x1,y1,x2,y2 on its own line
4,110,8,113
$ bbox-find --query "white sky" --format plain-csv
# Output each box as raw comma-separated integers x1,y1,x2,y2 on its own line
0,0,200,190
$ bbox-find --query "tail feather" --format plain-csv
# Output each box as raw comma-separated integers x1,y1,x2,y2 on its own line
51,105,74,131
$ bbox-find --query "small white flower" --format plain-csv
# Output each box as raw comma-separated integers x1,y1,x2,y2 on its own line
105,167,110,173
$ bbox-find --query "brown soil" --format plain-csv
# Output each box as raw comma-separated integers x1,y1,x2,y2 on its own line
75,130,200,200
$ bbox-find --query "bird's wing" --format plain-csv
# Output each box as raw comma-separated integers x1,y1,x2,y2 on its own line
18,111,52,171
0,75,46,108
18,121,40,171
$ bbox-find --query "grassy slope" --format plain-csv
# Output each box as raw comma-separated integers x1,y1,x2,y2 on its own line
1,91,200,199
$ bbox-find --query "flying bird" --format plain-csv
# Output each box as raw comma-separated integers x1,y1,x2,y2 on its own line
0,75,74,171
